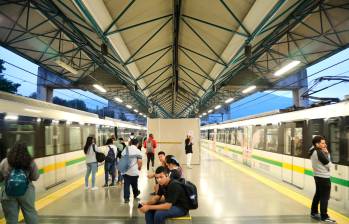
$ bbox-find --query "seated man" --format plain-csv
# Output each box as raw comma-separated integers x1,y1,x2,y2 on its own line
139,166,190,224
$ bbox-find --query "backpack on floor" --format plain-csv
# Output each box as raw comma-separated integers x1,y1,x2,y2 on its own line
105,146,116,163
5,169,29,197
177,178,198,209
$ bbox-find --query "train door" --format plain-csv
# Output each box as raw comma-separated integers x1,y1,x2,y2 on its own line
326,117,344,201
282,121,305,188
43,121,66,189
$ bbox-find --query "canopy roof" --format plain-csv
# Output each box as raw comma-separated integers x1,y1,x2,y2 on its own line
1,0,349,117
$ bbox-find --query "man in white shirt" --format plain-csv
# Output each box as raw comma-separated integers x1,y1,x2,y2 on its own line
122,138,142,203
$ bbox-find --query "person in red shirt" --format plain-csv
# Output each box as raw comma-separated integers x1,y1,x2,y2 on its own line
143,134,157,171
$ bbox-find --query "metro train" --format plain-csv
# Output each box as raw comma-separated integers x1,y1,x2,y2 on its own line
0,91,146,192
200,100,349,211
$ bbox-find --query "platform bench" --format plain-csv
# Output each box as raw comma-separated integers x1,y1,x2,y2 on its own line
165,215,192,224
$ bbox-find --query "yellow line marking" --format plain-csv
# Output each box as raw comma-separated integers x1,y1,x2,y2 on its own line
204,149,349,224
0,169,104,224
169,216,192,220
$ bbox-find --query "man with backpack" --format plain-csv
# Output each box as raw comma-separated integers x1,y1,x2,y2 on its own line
139,166,196,224
103,138,117,187
143,134,157,171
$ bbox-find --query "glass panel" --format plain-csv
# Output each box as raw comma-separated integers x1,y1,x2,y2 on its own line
293,128,303,157
252,127,265,150
45,126,54,156
236,129,243,146
346,128,349,162
266,127,278,152
56,126,65,154
230,129,236,145
7,123,35,156
69,126,82,151
329,123,340,163
284,128,292,155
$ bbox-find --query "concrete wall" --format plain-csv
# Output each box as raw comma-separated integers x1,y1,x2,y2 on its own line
147,118,200,165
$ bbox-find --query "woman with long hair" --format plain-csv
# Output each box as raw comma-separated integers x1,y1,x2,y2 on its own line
84,136,102,190
103,138,117,187
184,135,193,168
0,142,40,224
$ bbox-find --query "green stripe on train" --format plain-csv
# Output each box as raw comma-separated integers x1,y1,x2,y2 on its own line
39,157,85,174
216,145,243,155
201,143,349,188
65,157,85,166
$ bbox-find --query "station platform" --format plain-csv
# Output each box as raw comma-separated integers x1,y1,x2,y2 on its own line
1,149,349,224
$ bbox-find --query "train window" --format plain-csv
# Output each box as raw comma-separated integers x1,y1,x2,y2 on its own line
230,129,236,145
252,127,265,150
294,128,303,157
68,126,82,151
266,126,278,152
284,128,292,155
56,125,65,154
45,126,54,156
236,128,243,146
7,121,35,156
225,128,230,144
346,128,349,162
328,122,340,163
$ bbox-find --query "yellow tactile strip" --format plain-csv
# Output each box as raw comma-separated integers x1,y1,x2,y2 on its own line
0,169,103,223
205,148,349,224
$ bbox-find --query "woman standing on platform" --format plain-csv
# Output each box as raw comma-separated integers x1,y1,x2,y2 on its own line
0,142,40,224
84,136,102,190
185,135,193,168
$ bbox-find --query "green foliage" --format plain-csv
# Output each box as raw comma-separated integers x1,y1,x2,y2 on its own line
0,59,21,93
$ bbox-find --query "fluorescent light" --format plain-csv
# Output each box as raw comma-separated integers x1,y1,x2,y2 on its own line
208,109,213,113
24,108,41,113
55,59,78,75
225,98,234,103
5,115,18,120
274,60,301,76
114,97,123,103
199,115,202,118
93,84,107,93
143,115,146,118
134,109,138,113
242,85,256,94
126,104,132,109
139,113,143,116
214,105,221,110
36,118,41,122
203,112,207,115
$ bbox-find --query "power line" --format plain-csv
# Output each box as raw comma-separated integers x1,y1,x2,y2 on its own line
228,57,349,111
2,60,109,106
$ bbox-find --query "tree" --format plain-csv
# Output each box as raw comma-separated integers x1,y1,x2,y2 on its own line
0,59,20,94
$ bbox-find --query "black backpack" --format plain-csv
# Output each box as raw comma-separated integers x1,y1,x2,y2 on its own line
105,146,116,163
177,178,198,209
92,144,105,163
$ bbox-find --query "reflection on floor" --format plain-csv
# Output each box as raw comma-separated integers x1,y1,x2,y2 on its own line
32,150,330,223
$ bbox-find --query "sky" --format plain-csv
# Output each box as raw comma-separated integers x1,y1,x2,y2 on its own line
0,47,108,109
0,46,349,113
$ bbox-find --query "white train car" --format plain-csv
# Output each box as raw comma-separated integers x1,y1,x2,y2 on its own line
201,100,349,211
0,91,146,192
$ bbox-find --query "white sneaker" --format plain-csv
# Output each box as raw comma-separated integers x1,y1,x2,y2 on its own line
91,187,98,191
85,186,89,190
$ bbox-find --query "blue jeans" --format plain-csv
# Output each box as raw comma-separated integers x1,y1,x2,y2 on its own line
104,162,116,185
85,162,98,188
123,175,139,200
145,205,187,224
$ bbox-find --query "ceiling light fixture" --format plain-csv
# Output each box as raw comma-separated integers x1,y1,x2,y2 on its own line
214,105,221,110
134,109,138,113
225,98,234,103
203,112,207,116
208,109,213,113
24,108,41,113
55,59,78,75
114,97,123,103
274,60,301,76
4,115,18,120
242,85,256,94
93,84,107,93
139,113,143,116
126,105,132,109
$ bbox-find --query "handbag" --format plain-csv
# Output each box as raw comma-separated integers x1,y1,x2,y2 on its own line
93,144,105,163
116,147,130,173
